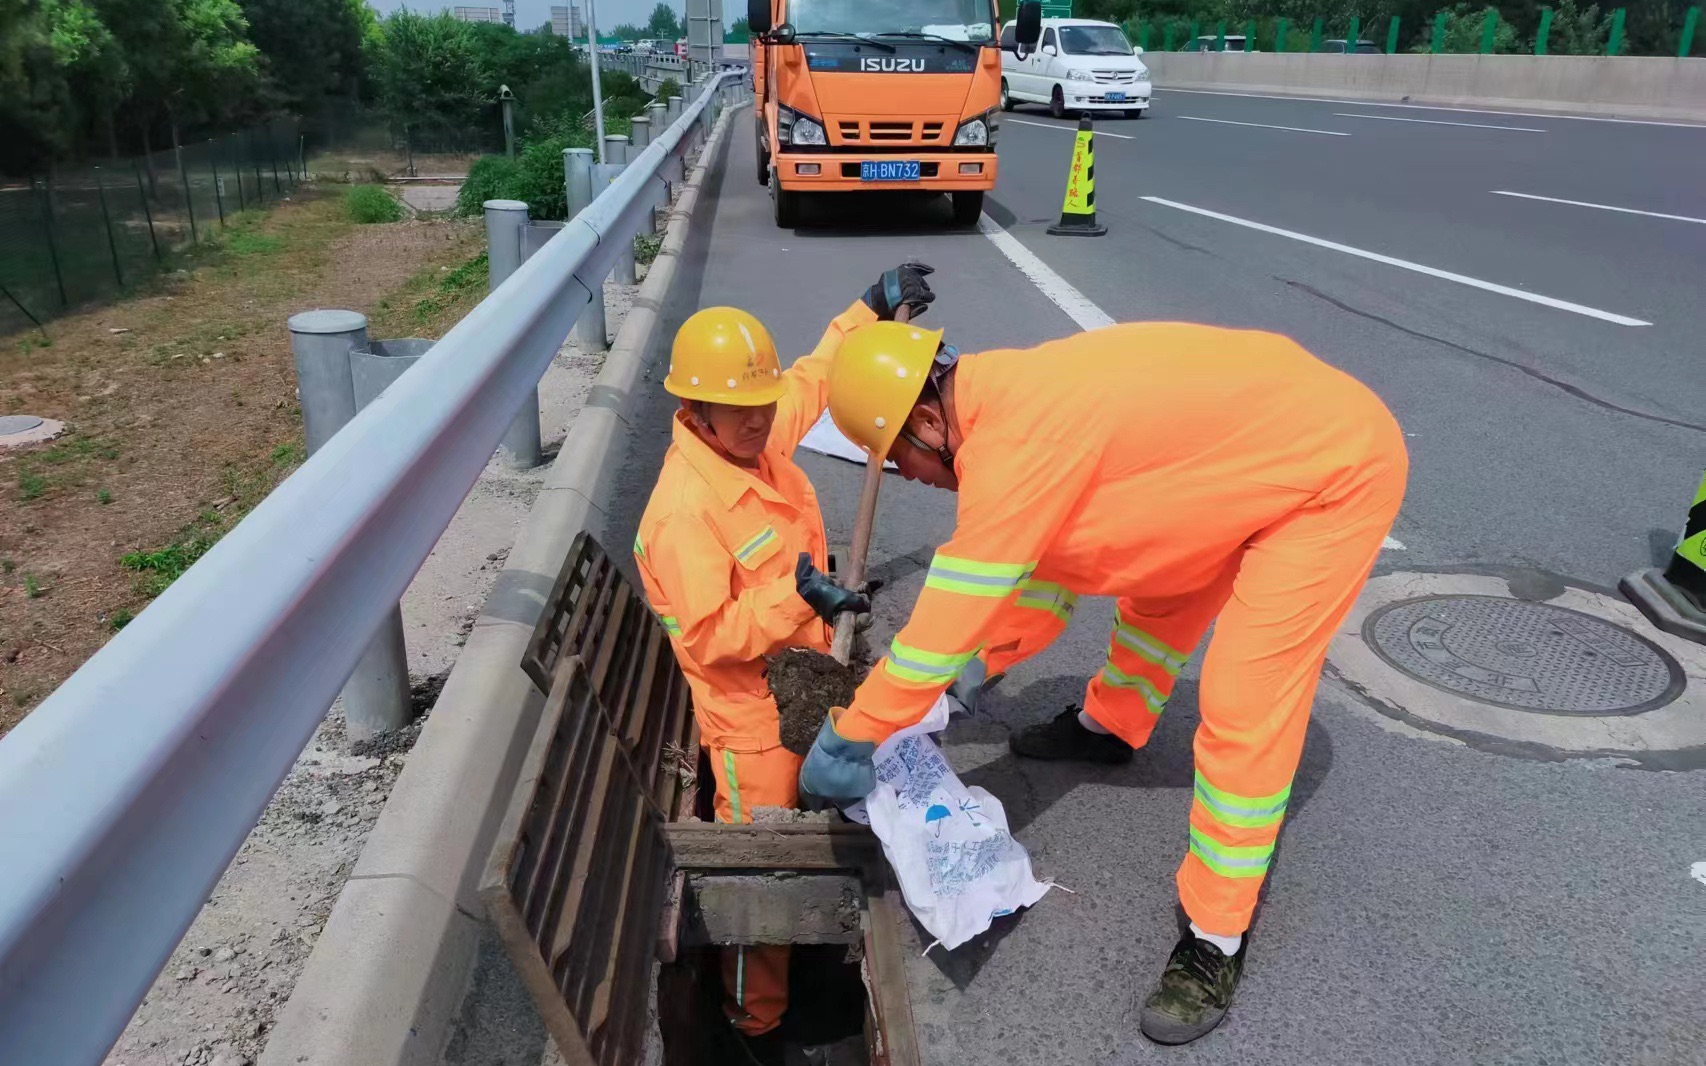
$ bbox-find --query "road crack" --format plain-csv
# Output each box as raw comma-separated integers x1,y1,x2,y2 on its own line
1278,277,1706,434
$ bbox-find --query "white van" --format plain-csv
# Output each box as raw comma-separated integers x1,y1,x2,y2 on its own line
1000,18,1151,119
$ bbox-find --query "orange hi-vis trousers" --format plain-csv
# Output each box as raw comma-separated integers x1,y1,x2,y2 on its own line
709,743,802,1035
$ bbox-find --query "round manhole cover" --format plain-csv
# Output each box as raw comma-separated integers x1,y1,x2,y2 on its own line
1363,595,1684,716
0,415,45,435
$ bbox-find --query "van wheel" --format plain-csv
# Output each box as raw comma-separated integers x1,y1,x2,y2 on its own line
1050,85,1066,119
951,190,984,227
757,130,770,185
1000,79,1014,112
772,170,800,228
1131,107,1147,119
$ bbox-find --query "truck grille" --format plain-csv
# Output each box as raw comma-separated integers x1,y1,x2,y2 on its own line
833,119,949,145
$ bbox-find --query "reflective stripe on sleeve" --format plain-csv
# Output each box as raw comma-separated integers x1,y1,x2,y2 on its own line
1193,772,1290,829
923,552,1036,598
660,615,682,637
1188,826,1273,879
1015,578,1078,624
735,527,778,562
633,532,645,559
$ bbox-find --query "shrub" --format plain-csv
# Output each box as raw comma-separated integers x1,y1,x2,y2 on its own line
346,185,405,224
455,155,523,216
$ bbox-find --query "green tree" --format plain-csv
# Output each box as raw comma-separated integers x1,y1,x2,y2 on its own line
725,17,750,41
646,2,682,39
612,23,645,40
1540,0,1612,52
238,0,369,112
373,11,486,143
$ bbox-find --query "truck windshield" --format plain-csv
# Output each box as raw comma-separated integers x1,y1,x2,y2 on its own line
1059,25,1134,55
786,0,996,43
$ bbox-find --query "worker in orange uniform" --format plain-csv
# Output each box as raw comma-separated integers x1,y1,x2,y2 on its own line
634,265,936,1062
801,320,1407,1046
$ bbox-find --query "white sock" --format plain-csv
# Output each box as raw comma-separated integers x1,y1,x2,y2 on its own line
1190,922,1243,956
1076,709,1112,735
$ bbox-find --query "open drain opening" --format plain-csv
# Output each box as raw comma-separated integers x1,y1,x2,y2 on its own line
657,944,870,1066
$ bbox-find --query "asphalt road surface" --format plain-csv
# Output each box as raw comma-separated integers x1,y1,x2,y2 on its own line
606,100,1706,1066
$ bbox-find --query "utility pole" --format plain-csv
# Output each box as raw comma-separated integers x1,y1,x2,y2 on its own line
586,0,608,163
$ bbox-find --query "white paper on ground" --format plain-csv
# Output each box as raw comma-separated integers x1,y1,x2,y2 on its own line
843,694,1052,951
798,411,897,470
1691,861,1706,887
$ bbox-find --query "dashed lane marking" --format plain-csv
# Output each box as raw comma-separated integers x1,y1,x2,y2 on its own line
1154,87,1706,128
1005,118,1137,140
975,214,1116,332
1334,112,1545,133
1177,115,1349,136
1492,190,1706,226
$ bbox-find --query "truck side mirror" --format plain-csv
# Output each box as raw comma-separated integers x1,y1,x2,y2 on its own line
747,0,772,36
772,22,796,44
1015,1,1043,46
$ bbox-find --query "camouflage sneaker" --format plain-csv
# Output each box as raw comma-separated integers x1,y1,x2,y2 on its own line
1139,932,1247,1045
1009,706,1133,764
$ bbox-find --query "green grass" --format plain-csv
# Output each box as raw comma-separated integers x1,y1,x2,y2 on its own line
0,559,12,574
14,434,122,502
345,185,404,224
18,471,47,501
224,230,285,255
23,573,43,599
96,488,113,505
121,526,224,598
107,608,135,631
635,233,663,265
270,442,304,467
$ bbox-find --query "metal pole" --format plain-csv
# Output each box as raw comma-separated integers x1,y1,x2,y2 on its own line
174,137,198,244
502,95,516,159
94,167,124,287
602,135,636,286
251,131,266,204
586,0,608,163
484,200,543,469
563,149,608,351
208,141,226,227
286,309,412,739
134,160,161,260
34,178,69,309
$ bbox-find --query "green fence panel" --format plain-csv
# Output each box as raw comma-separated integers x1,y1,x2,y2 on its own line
1277,16,1290,50
1386,15,1400,52
1432,9,1448,51
1190,19,1201,46
1536,7,1553,54
1164,23,1176,50
1607,6,1625,53
1139,23,1151,50
1348,15,1361,48
1310,15,1324,50
1215,19,1226,49
1479,8,1499,53
1682,6,1700,56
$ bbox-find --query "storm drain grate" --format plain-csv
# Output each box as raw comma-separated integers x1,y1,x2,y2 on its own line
1363,595,1684,716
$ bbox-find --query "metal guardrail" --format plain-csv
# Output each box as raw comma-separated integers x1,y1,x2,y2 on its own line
0,70,742,1066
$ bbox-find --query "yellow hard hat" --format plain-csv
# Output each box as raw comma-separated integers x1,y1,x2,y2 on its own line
666,307,786,405
828,321,944,458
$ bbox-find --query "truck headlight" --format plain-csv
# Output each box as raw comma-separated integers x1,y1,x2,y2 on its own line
778,105,827,147
1066,69,1095,82
953,117,988,147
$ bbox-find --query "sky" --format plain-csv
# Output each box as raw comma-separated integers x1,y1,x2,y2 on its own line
367,0,687,34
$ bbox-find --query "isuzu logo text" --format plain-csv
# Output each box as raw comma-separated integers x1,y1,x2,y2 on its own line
860,57,928,72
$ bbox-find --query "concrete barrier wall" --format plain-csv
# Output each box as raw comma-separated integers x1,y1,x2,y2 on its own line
1144,52,1706,122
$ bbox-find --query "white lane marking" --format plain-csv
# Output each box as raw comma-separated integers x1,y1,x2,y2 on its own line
1491,190,1706,226
1383,536,1406,550
1155,87,1706,128
976,214,1116,331
1006,118,1136,140
1140,196,1652,327
1334,112,1545,133
1177,114,1349,136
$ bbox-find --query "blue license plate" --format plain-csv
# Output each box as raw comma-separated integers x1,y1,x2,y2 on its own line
1106,91,1128,102
861,160,921,182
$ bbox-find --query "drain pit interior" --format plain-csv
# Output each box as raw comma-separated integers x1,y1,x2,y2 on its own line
657,944,870,1066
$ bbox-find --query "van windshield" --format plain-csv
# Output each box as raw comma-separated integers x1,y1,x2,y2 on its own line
786,0,996,42
1059,25,1134,55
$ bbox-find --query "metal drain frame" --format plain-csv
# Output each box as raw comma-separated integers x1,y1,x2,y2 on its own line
487,533,921,1066
1362,594,1685,717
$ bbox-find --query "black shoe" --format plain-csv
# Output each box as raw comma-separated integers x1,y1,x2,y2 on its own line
729,1026,785,1066
1139,931,1247,1045
1009,706,1133,764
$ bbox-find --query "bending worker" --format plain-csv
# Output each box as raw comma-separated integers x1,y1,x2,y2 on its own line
800,320,1407,1046
633,265,936,1059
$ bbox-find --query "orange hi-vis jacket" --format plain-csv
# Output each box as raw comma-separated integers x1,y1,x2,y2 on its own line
836,322,1407,746
635,301,876,752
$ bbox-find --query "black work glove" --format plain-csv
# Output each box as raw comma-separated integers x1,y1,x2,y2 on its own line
795,552,872,624
862,262,937,321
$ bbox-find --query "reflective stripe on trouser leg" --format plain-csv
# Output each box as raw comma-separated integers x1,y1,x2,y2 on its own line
709,744,804,1033
1178,428,1406,935
1082,589,1226,749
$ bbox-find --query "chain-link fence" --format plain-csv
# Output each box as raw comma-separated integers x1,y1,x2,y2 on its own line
0,117,303,337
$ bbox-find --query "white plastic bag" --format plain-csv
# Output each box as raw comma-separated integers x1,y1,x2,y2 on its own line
845,696,1052,951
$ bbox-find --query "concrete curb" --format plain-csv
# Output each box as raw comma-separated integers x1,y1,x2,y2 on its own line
260,102,740,1066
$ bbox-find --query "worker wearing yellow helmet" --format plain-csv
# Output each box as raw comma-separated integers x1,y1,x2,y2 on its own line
632,264,935,1061
802,318,1407,1046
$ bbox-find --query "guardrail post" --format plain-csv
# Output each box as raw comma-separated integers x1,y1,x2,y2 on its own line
667,95,684,125
485,199,544,468
563,148,609,351
287,309,414,739
1683,6,1700,56
602,134,637,286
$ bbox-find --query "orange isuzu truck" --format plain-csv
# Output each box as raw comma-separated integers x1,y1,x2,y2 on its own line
745,0,1042,227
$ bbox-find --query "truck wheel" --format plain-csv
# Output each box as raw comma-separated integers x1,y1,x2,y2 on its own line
1050,85,1066,119
1000,79,1014,112
772,170,800,228
756,132,770,186
951,190,985,227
